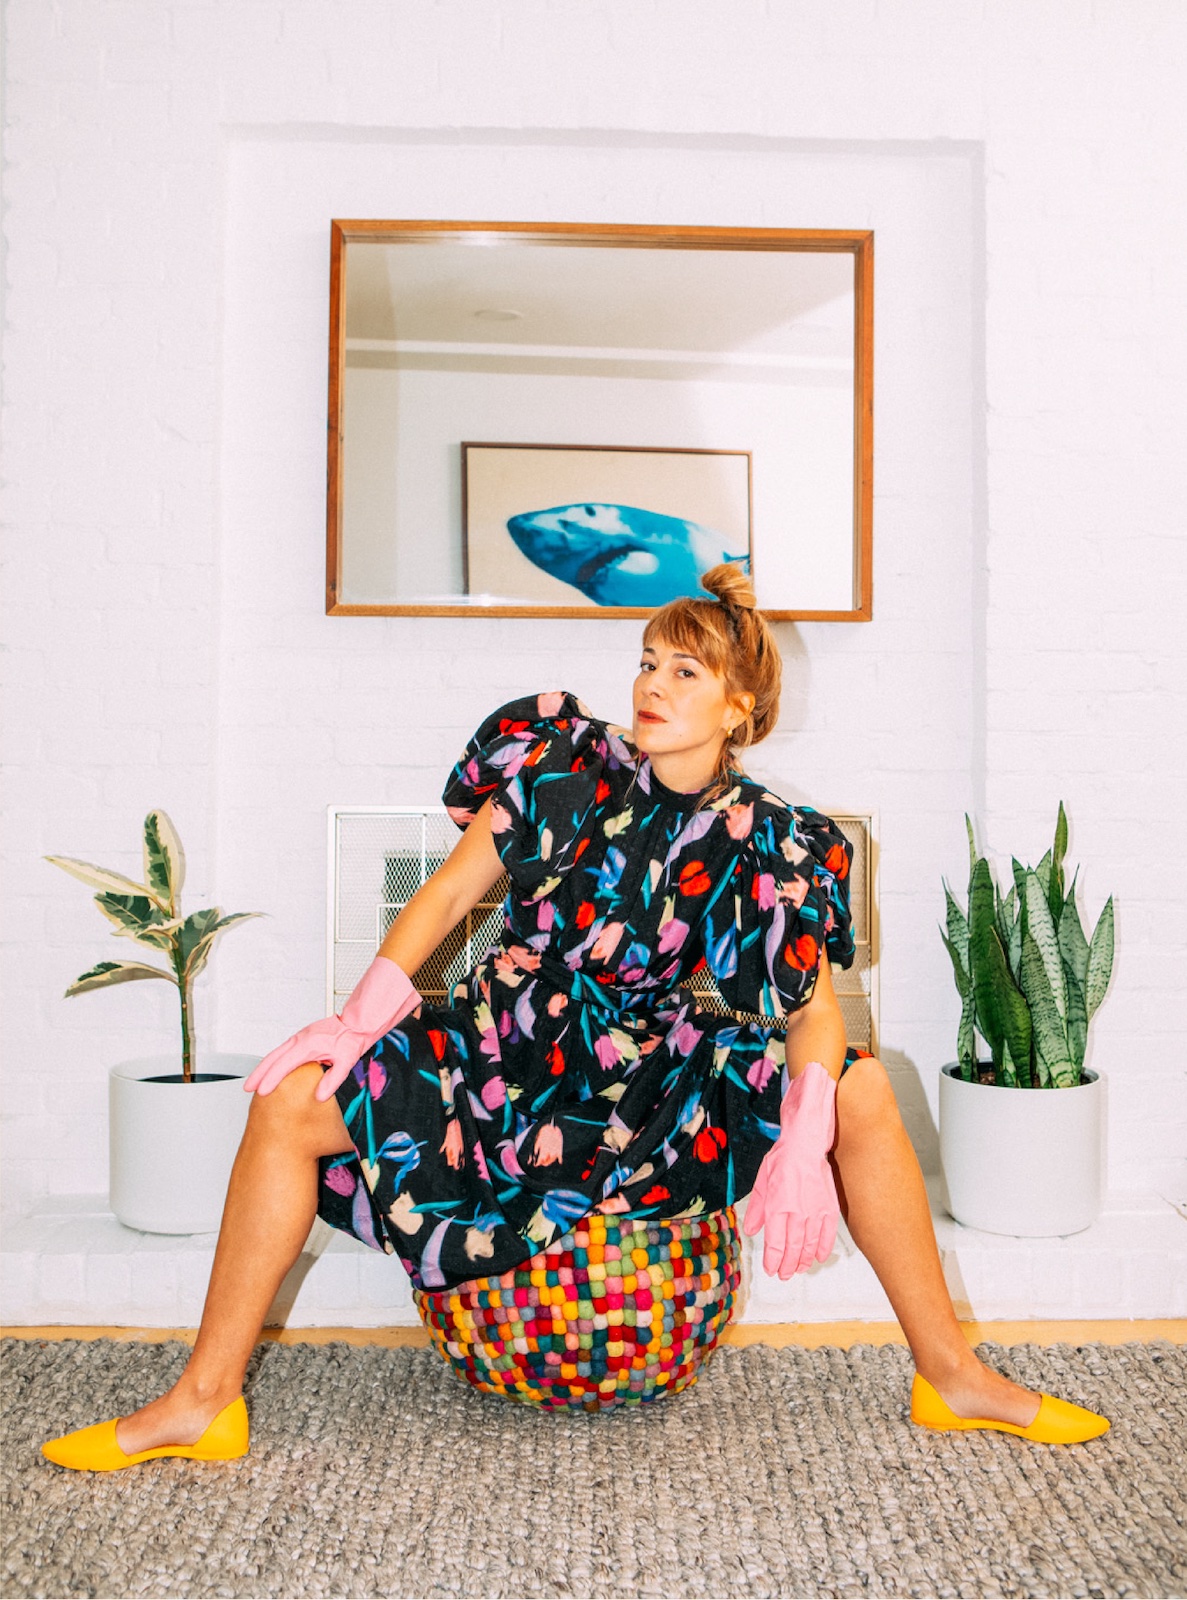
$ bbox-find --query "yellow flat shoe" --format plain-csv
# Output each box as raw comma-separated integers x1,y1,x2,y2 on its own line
910,1374,1109,1444
42,1396,249,1472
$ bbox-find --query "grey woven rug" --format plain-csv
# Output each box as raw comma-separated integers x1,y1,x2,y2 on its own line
2,1338,1184,1600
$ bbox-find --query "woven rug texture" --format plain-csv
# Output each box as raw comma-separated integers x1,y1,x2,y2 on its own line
2,1337,1184,1599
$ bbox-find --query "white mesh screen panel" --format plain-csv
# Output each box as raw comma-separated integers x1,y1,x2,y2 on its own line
329,807,877,1051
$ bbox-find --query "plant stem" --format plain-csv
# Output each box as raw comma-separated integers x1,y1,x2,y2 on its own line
180,978,193,1083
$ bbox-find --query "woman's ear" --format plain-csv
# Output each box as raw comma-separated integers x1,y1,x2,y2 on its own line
724,690,756,733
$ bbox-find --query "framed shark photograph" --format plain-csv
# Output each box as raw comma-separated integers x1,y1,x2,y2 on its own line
461,443,752,611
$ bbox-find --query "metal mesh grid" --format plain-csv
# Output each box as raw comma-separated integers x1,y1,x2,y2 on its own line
330,807,877,1050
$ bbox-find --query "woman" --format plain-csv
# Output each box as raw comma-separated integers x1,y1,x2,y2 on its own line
43,566,1108,1470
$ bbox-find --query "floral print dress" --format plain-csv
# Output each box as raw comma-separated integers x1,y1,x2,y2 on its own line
317,691,857,1292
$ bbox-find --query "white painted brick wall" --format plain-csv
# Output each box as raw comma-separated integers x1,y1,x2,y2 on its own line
2,2,1184,1320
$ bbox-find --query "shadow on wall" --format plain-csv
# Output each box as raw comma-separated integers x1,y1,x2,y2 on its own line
769,622,811,739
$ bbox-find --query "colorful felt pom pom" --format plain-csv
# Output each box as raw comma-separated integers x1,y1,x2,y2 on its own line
413,1208,741,1412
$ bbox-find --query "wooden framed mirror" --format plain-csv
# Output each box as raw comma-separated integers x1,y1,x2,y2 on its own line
327,221,873,620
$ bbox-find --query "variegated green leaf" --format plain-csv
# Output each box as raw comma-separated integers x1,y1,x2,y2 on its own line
956,992,975,1078
184,911,262,982
1011,857,1028,902
93,892,182,951
1085,896,1115,1019
994,882,1016,947
1058,884,1089,988
940,930,970,999
943,881,969,968
1007,905,1023,985
998,1036,1021,1088
965,814,977,877
1021,927,1073,1087
1035,848,1052,899
46,855,152,902
1065,970,1088,1073
970,859,1031,1076
65,959,178,996
1023,871,1067,1023
143,810,185,911
1052,801,1068,906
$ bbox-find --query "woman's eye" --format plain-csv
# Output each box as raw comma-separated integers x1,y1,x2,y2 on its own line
638,661,654,672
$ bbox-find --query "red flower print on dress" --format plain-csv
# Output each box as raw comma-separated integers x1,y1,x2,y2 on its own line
575,901,596,929
639,1184,671,1205
693,1125,728,1163
824,842,850,879
783,933,819,970
547,1039,565,1076
426,1029,448,1062
678,860,711,896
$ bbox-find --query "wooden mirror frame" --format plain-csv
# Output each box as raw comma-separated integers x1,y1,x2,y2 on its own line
326,220,873,621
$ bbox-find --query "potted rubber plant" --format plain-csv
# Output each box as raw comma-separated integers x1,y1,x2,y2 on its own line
47,810,262,1233
938,804,1114,1236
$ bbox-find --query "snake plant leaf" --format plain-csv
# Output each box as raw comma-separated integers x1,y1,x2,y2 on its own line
976,934,1032,1083
45,855,153,903
943,882,969,970
1035,848,1053,902
1011,857,1028,903
1007,906,1023,985
1023,871,1068,1024
1065,970,1088,1072
1021,926,1075,1087
998,1037,1021,1088
1058,884,1089,987
970,860,1032,1075
965,814,977,877
1085,896,1115,1019
940,930,970,998
1051,801,1068,915
956,993,975,1078
183,910,262,983
64,959,178,997
93,892,182,951
143,810,185,913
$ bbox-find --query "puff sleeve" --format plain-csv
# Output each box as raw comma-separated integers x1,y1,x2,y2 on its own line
711,801,855,1018
442,690,624,898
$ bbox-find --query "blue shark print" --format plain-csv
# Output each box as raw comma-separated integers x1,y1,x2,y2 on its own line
506,503,750,607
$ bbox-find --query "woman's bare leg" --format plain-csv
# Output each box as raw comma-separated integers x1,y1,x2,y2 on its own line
115,1064,354,1453
829,1057,1041,1426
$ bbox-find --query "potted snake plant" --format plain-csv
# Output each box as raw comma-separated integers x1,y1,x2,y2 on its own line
47,810,262,1233
938,804,1114,1236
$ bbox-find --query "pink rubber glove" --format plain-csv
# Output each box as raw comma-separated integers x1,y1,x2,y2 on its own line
243,955,421,1103
742,1059,840,1279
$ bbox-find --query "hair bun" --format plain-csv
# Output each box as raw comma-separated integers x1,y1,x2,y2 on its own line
701,563,757,611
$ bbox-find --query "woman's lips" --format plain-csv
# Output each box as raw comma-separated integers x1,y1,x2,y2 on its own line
637,710,664,724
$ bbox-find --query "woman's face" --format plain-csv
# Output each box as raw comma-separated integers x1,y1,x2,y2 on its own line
632,637,751,785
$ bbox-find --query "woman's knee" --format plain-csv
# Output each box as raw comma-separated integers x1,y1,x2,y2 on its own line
836,1055,902,1131
245,1062,336,1147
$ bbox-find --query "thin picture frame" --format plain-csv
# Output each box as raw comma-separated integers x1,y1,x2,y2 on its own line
460,442,753,612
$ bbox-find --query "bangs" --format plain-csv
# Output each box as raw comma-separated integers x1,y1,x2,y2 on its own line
642,600,730,676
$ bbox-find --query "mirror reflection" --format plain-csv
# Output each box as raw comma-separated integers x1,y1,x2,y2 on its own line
329,224,872,619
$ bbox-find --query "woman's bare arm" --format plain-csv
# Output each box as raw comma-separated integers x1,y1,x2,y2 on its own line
377,800,506,978
783,953,848,1082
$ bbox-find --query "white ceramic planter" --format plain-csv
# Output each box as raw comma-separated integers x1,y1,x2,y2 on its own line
939,1063,1105,1237
109,1054,257,1234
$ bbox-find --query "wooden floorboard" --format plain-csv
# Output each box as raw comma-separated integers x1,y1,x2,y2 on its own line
4,1320,1184,1349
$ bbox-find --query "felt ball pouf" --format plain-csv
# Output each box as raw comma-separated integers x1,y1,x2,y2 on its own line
413,1208,742,1412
